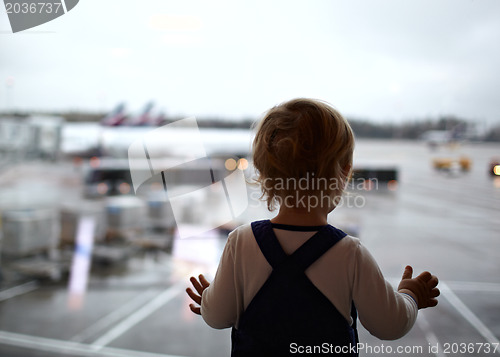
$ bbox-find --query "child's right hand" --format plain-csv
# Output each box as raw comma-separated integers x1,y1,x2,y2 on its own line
186,274,211,315
397,265,440,309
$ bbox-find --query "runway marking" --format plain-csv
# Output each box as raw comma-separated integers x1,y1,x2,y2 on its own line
389,277,500,354
0,281,39,302
90,280,185,350
389,277,500,293
416,313,445,357
0,329,187,357
70,289,159,343
440,281,500,353
445,280,500,293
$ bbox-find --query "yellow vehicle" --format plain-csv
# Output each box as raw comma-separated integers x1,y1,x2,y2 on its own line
432,156,471,172
490,159,500,177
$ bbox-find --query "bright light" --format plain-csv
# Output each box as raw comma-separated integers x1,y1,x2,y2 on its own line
494,165,500,176
225,158,237,171
387,180,398,191
238,158,249,170
96,183,108,195
118,182,131,194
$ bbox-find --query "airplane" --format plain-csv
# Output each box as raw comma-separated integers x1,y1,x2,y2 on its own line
97,125,253,159
100,102,128,126
63,116,253,159
126,101,156,126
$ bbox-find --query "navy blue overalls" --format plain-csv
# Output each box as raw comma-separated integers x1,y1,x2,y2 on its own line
231,220,358,357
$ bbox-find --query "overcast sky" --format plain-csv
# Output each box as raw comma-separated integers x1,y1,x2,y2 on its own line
1,0,499,124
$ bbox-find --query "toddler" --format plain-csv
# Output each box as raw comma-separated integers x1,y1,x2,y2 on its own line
186,98,439,356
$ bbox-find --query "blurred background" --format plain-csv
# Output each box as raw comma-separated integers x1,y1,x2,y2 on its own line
0,1,500,356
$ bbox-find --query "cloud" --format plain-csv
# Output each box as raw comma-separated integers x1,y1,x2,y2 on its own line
1,0,499,124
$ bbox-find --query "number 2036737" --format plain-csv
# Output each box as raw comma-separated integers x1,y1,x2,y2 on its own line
5,2,63,14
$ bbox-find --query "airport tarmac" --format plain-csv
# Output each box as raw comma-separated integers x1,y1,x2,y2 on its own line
0,139,499,356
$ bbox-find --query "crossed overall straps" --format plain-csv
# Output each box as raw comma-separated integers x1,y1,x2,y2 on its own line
231,220,358,357
252,220,347,272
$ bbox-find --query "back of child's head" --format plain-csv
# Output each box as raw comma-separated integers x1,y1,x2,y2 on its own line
252,98,355,211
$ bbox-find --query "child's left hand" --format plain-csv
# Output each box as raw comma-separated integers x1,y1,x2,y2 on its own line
186,274,210,315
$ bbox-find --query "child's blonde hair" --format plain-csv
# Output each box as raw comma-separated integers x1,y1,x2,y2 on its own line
252,98,355,211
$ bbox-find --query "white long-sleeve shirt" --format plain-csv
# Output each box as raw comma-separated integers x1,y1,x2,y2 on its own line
201,222,417,340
